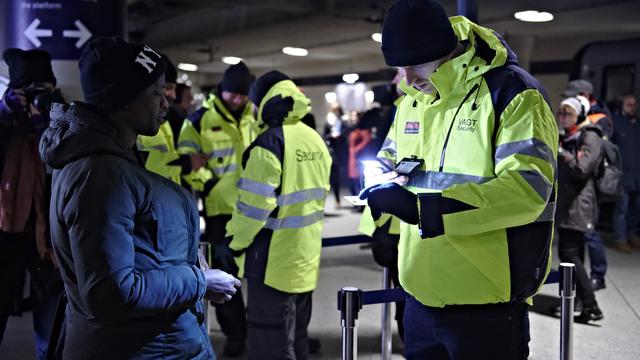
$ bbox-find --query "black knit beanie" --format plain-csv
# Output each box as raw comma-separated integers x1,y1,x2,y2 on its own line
220,61,252,95
79,37,166,110
249,71,290,106
381,0,457,66
3,48,57,88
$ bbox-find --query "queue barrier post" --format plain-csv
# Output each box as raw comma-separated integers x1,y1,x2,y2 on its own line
559,263,576,360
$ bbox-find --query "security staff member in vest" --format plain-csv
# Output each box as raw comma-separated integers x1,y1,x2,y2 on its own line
224,71,331,359
359,1,558,358
137,56,208,185
178,62,254,356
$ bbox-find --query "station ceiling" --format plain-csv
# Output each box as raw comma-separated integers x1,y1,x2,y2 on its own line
128,0,640,80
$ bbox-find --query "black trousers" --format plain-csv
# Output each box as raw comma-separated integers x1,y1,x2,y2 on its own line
204,215,247,343
329,161,341,204
557,228,597,307
246,279,311,360
404,298,530,360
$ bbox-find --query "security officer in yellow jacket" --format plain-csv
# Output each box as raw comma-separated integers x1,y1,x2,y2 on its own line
359,1,558,359
177,62,255,356
224,71,331,360
137,57,207,184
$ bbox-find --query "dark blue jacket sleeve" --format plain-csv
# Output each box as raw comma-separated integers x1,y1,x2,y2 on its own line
62,163,206,320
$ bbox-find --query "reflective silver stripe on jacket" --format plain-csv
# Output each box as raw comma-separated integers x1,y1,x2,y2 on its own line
495,138,556,172
212,164,237,176
178,140,201,152
238,178,276,197
145,144,169,152
519,170,553,202
265,211,324,230
379,138,397,157
535,201,556,223
208,147,235,158
408,171,494,190
277,188,327,206
237,201,271,221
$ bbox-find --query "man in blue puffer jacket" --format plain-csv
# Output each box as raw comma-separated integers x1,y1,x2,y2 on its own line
39,37,240,360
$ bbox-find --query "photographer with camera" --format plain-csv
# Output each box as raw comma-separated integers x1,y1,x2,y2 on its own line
0,48,64,359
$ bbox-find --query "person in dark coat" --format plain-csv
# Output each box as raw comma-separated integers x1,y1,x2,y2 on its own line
563,79,612,291
556,96,604,323
39,37,240,360
0,48,63,359
610,93,640,253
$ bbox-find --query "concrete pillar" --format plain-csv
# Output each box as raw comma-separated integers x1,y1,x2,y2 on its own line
2,0,126,100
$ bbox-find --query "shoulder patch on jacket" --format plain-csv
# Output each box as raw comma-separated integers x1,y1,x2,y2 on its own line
242,126,285,168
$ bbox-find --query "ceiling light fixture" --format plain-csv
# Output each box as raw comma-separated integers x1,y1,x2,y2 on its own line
177,63,198,72
222,56,243,65
324,92,337,103
514,10,554,23
342,73,359,84
282,47,309,57
371,33,382,43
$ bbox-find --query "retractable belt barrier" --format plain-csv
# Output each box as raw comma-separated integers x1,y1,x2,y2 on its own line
321,234,574,360
322,234,373,247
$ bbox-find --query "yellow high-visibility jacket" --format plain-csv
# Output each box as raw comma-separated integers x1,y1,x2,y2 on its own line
379,16,558,307
177,95,255,217
226,80,332,293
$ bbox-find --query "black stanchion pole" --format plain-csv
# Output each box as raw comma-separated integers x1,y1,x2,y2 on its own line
559,263,576,360
338,287,362,360
381,267,392,360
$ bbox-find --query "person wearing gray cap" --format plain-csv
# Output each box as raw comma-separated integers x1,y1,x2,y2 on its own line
563,79,612,291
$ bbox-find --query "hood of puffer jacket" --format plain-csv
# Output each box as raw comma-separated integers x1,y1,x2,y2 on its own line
39,102,134,169
398,16,519,101
254,79,311,135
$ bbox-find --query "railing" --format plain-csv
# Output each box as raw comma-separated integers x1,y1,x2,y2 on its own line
337,263,576,360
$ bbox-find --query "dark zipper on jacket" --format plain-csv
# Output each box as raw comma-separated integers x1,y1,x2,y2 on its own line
438,83,480,172
213,101,244,144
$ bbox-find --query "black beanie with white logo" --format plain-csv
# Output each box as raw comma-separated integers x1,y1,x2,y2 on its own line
381,0,457,67
79,37,166,110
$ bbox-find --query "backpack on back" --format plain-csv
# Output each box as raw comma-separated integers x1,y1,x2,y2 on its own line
583,127,624,202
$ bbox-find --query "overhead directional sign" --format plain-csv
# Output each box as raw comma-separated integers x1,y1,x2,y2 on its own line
24,18,53,48
63,20,92,48
4,0,126,60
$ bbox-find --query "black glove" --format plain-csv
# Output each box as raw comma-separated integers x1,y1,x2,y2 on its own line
371,227,400,268
360,182,419,224
203,178,218,196
262,95,294,127
213,237,242,276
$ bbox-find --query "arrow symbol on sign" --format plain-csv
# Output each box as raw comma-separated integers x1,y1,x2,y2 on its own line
63,20,92,48
24,18,53,48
